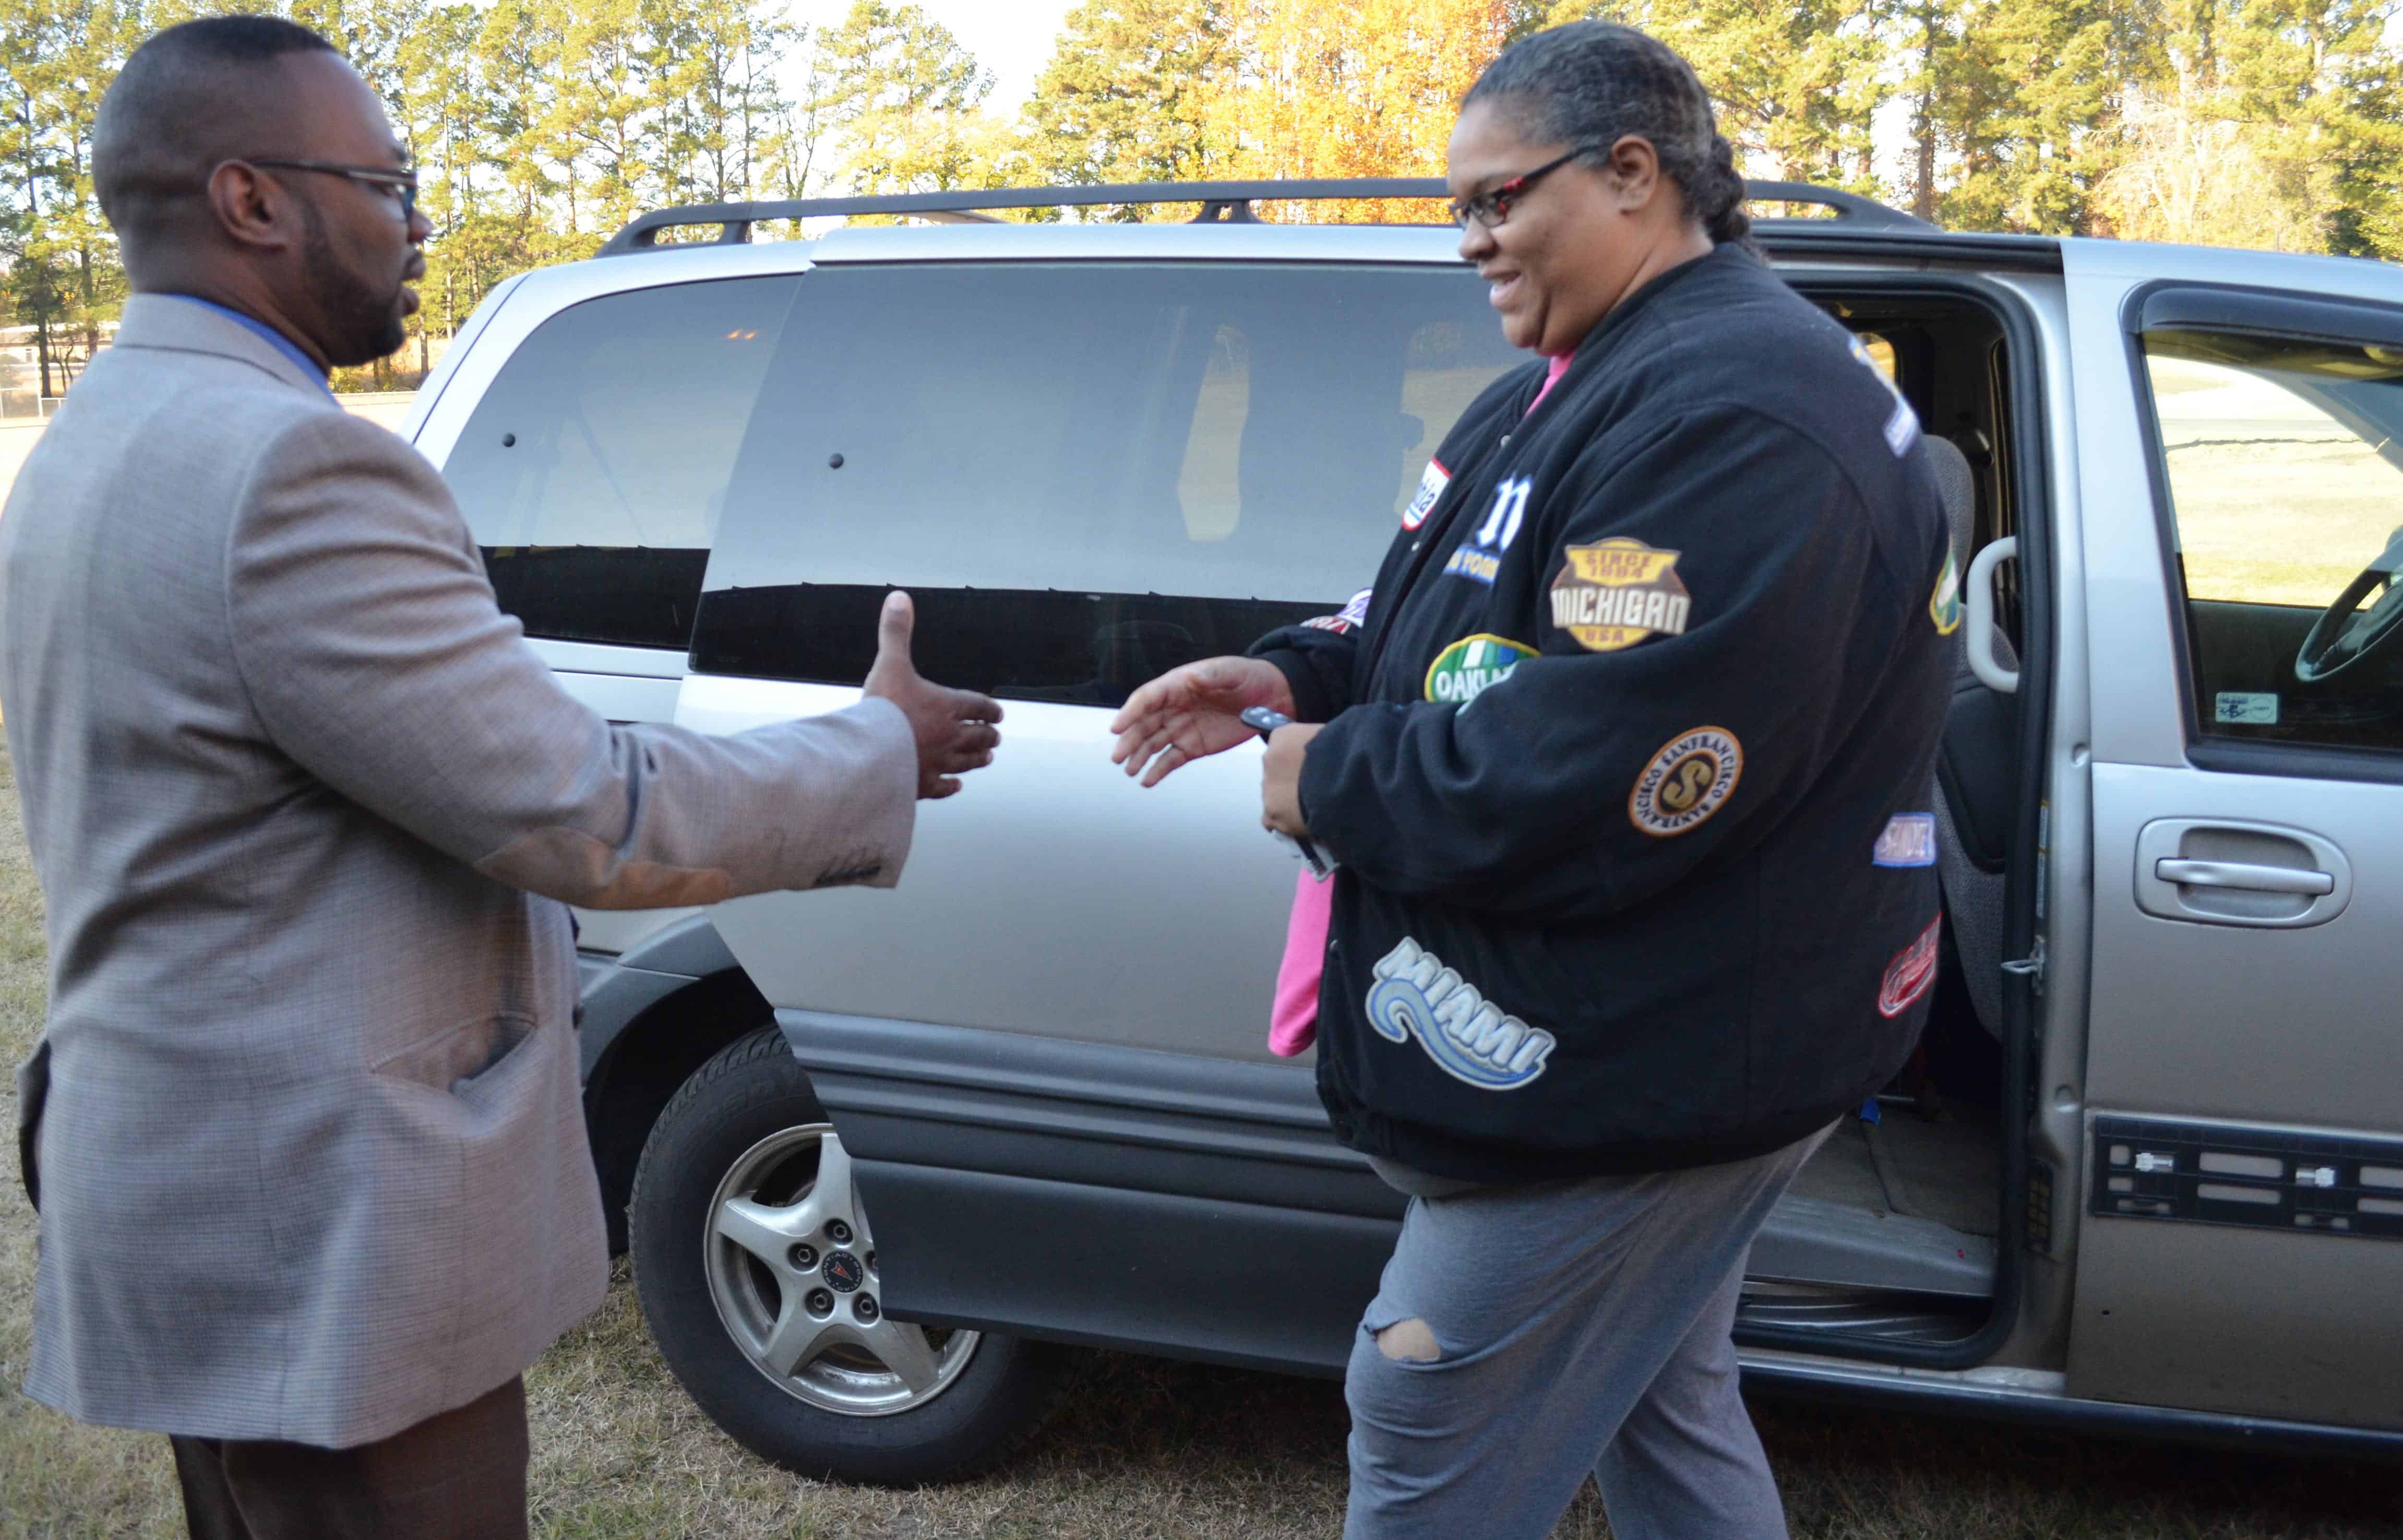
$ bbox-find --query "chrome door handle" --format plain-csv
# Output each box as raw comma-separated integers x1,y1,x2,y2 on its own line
2154,858,2335,896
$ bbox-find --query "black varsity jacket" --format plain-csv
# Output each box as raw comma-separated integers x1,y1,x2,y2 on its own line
1250,243,1958,1184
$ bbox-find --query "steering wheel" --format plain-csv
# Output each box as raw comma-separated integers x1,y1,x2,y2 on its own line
2296,530,2403,684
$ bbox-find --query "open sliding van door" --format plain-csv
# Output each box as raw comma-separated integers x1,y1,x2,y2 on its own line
2062,241,2403,1430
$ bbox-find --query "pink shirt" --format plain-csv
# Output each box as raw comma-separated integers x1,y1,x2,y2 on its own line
1268,352,1572,1056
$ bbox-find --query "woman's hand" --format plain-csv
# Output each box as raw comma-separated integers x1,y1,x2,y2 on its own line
1109,655,1297,787
1261,723,1322,835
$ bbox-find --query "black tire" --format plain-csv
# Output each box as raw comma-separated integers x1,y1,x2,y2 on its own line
629,1026,1066,1484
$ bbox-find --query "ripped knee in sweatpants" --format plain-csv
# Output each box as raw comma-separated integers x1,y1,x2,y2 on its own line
1374,1317,1440,1363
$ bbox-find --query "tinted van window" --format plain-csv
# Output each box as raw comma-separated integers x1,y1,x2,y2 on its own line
696,261,1521,705
444,276,799,650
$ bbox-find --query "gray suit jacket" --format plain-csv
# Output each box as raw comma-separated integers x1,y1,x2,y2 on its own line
0,294,917,1445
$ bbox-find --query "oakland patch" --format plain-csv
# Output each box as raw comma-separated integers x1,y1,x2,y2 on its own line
1930,548,1962,636
1424,634,1537,706
1549,538,1691,652
1629,726,1742,837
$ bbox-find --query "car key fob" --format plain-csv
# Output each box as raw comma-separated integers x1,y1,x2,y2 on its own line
1238,708,1332,877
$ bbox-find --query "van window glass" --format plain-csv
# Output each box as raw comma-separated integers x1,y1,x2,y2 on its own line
696,261,1523,706
2142,328,2403,751
442,275,799,651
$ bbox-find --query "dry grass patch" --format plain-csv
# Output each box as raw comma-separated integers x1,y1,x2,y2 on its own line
2,739,2398,1538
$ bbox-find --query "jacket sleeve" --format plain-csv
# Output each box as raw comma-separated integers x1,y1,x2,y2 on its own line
1246,587,1371,722
1297,404,1904,921
225,410,918,910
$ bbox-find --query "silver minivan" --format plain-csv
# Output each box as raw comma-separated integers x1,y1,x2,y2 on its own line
401,181,2403,1482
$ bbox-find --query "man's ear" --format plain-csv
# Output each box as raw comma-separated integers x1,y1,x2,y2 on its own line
1603,134,1665,214
205,161,296,254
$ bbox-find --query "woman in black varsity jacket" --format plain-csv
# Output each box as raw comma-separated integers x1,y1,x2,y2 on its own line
1111,24,1954,1540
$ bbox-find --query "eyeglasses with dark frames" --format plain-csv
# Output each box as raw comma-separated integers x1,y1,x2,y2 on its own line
239,159,420,222
1449,148,1593,231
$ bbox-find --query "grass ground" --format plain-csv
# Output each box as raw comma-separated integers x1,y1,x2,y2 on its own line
0,749,2398,1538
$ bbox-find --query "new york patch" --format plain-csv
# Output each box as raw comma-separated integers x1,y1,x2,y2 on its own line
1929,548,1962,636
1549,539,1691,652
1424,634,1537,706
1873,813,1937,867
1628,727,1742,838
1366,936,1556,1090
1878,915,1942,1017
1402,459,1449,531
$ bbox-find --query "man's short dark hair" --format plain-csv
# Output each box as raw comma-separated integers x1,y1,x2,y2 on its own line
93,16,340,250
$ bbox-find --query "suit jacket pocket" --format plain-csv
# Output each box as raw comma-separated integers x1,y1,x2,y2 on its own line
372,1013,536,1099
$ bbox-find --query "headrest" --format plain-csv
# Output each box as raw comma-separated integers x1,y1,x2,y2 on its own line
1923,436,1977,562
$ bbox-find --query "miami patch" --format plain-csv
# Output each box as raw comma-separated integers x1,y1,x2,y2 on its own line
1366,936,1555,1090
1873,813,1936,867
1930,548,1962,636
1548,538,1691,652
1402,459,1449,531
1629,726,1742,838
1425,634,1537,706
1878,915,1943,1017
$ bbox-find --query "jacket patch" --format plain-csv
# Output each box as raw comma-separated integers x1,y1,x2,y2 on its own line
1443,476,1531,585
1402,460,1449,530
1930,548,1962,636
1367,937,1556,1090
1873,813,1936,867
1878,915,1943,1017
1548,539,1691,652
1306,587,1374,634
1424,634,1536,706
1628,727,1742,838
1851,336,1921,456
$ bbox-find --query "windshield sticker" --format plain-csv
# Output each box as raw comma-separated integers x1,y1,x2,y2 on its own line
1629,726,1742,838
1874,813,1937,867
1367,937,1556,1090
1425,634,1538,706
1549,539,1691,651
1930,548,1962,635
1878,916,1943,1017
2214,691,2279,726
1402,459,1449,530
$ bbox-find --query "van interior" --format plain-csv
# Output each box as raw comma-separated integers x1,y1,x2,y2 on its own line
1739,286,2028,1348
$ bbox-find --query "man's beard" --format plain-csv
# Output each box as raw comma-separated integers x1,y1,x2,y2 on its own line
300,197,407,367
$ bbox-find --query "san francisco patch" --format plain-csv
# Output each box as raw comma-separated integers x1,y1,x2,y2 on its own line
1929,548,1962,636
1366,936,1556,1090
1402,459,1449,530
1878,915,1943,1017
1628,726,1742,838
1548,539,1691,652
1424,634,1537,706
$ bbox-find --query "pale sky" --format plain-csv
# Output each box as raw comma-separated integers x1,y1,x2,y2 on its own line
786,0,1083,113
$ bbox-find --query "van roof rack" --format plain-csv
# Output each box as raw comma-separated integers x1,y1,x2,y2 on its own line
598,177,1933,256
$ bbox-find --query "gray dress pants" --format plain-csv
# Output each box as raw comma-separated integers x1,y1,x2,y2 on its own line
1344,1125,1833,1540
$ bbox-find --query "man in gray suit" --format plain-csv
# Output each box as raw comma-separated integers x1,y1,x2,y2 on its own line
0,17,1002,1537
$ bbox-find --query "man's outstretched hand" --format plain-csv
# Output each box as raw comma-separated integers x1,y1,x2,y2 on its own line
863,592,1003,799
1108,655,1296,787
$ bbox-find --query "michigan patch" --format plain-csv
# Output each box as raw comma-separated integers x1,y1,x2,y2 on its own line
1425,634,1537,706
1930,548,1962,636
1878,916,1942,1017
1873,813,1937,867
1366,937,1556,1090
1549,539,1691,652
1402,459,1449,531
1629,727,1741,838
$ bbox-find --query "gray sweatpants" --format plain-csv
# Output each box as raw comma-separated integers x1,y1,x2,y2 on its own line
1343,1124,1833,1540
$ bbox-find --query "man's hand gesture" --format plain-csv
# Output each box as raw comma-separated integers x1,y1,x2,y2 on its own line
863,592,1003,799
1108,655,1296,787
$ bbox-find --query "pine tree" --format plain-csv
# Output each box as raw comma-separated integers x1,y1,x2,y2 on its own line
1020,0,1233,211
